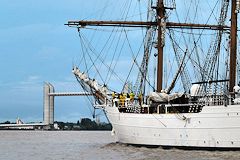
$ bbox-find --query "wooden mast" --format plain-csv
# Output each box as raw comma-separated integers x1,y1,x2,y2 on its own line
156,0,165,92
229,0,238,92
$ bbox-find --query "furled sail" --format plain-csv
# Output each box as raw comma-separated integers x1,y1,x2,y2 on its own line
148,91,184,103
72,66,109,102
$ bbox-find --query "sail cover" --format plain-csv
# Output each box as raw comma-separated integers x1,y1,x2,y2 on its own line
148,92,184,103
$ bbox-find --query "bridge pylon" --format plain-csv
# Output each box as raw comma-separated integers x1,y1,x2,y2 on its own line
43,82,54,126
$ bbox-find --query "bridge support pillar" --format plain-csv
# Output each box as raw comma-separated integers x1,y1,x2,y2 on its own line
49,84,54,125
43,83,54,127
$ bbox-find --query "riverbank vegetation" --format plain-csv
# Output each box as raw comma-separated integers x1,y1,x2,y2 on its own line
0,118,112,131
55,118,112,130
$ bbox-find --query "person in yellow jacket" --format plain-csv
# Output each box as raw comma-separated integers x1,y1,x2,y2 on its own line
119,93,123,107
112,92,115,98
123,93,127,100
138,93,142,106
129,92,135,102
111,92,116,105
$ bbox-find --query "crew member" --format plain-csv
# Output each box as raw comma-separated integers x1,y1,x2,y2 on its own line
129,92,135,102
120,93,126,107
112,92,116,99
112,92,116,105
138,93,142,106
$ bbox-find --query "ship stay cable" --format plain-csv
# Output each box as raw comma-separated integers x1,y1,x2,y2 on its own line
170,0,228,96
93,28,120,81
80,0,156,94
78,32,105,83
79,1,115,67
170,29,217,36
78,29,124,95
121,28,145,92
204,0,228,77
103,27,128,84
79,28,115,74
187,0,205,81
77,30,126,86
81,1,114,21
206,1,228,81
76,0,139,92
78,26,150,94
105,0,133,89
168,30,191,93
197,0,229,97
77,3,119,87
167,34,188,93
181,0,198,86
122,28,155,93
120,0,145,93
78,31,89,74
151,114,167,127
105,35,127,85
161,0,227,94
138,0,144,37
179,0,221,70
191,0,205,80
167,1,199,92
74,76,96,117
104,30,122,83
87,26,126,86
133,0,156,95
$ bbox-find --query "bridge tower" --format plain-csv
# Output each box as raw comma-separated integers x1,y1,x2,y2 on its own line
43,83,54,126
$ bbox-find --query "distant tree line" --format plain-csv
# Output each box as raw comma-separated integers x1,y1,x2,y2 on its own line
55,118,112,130
0,119,112,131
0,121,12,124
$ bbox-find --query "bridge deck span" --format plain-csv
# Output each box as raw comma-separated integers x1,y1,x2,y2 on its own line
48,92,93,96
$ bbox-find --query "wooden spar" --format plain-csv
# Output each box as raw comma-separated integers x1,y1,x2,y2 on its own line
66,20,230,30
67,21,155,27
229,0,238,92
192,79,229,84
156,0,164,92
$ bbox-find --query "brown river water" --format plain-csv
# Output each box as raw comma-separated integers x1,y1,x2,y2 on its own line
0,131,240,160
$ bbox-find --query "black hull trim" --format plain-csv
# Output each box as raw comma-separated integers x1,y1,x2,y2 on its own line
122,142,240,151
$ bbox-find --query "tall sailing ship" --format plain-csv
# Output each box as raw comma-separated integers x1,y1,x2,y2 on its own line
67,0,240,148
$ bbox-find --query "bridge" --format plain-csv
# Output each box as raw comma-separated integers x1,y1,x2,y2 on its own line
0,117,47,129
48,92,92,96
0,83,91,130
43,82,92,127
0,123,47,128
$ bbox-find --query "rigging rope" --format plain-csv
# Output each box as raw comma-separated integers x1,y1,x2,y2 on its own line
104,27,125,84
78,32,105,83
77,30,126,87
122,28,155,93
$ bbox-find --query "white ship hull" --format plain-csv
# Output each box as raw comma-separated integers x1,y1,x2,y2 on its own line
105,105,240,148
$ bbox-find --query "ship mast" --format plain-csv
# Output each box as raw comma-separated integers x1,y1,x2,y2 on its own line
229,0,238,92
156,0,165,92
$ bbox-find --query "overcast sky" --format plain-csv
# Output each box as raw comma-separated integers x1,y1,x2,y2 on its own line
0,0,119,123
